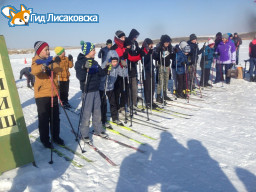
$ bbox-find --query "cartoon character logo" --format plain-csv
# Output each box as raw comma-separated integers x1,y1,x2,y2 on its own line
1,4,32,27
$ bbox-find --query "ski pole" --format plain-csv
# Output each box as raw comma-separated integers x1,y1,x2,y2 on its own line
122,67,128,124
142,57,149,121
49,63,54,164
138,60,144,111
128,60,133,127
185,63,190,103
211,59,215,86
150,53,153,113
202,42,206,89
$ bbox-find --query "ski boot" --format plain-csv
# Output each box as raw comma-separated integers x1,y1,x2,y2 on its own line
83,137,93,145
103,122,113,130
53,137,65,145
156,94,163,103
99,132,109,139
163,92,173,101
152,102,159,109
113,119,124,126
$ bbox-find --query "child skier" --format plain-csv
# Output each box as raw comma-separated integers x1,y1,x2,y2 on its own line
31,41,64,148
153,35,173,103
76,41,109,143
174,41,191,98
54,47,73,108
19,67,35,88
200,39,215,87
99,50,124,128
141,38,158,109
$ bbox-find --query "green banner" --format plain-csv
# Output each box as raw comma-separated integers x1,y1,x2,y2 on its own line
0,35,34,174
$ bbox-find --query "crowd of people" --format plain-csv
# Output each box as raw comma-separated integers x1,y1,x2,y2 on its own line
28,30,256,148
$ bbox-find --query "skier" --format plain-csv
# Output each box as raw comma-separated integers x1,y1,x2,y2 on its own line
141,38,159,109
76,41,109,143
233,32,242,65
153,34,173,103
214,33,236,84
173,41,191,98
200,39,215,87
31,41,64,148
98,39,112,63
127,29,141,111
54,46,74,108
99,50,124,128
187,33,203,91
19,67,35,88
249,34,256,82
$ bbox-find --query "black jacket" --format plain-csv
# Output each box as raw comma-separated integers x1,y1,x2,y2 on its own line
187,41,203,65
75,53,107,93
128,29,140,78
153,43,173,67
233,36,242,48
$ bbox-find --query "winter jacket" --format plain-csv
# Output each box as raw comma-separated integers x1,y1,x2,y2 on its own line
20,67,32,79
200,46,215,69
98,46,110,63
111,37,140,78
141,48,154,73
187,41,203,66
153,43,173,67
215,40,236,64
75,53,108,93
233,36,242,48
54,55,73,81
249,39,256,58
31,55,62,98
173,49,187,75
128,29,140,77
99,50,120,91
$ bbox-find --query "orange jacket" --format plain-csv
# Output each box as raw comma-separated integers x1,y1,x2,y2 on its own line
31,55,62,98
54,56,73,81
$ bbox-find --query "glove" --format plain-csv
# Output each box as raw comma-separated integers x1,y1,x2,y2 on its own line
140,49,145,57
54,56,61,64
106,63,112,71
68,54,73,61
84,59,93,69
123,49,129,60
120,59,127,68
41,64,51,76
35,56,53,66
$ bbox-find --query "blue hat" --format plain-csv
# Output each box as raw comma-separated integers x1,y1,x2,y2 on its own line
80,41,95,55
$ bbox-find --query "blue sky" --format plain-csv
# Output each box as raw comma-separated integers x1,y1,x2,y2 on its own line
0,0,255,49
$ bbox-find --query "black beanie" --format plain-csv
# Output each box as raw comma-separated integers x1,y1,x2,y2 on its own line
115,30,126,39
189,34,197,41
160,35,172,44
106,39,112,45
145,38,153,45
124,38,132,47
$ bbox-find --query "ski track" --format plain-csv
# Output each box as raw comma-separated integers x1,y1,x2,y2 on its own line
0,42,256,192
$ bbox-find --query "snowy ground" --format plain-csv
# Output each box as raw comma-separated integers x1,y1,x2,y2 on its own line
0,41,256,192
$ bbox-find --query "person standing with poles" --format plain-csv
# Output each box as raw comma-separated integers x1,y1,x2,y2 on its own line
200,39,215,87
76,41,110,144
233,32,242,65
153,35,173,104
31,41,64,149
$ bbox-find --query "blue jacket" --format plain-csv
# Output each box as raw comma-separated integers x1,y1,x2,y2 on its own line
99,50,120,91
200,46,215,69
98,46,110,64
173,50,187,75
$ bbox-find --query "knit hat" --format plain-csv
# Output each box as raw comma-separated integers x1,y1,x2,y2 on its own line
216,32,222,39
222,33,229,39
234,32,238,36
54,46,65,56
144,38,153,45
208,38,215,46
115,30,126,39
124,38,132,47
189,34,197,41
160,35,172,44
179,41,191,53
106,39,112,45
34,41,49,55
80,41,95,55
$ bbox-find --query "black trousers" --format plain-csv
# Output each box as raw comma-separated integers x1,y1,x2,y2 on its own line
143,72,155,105
200,68,210,86
177,74,186,96
114,75,129,110
35,97,60,144
59,80,69,103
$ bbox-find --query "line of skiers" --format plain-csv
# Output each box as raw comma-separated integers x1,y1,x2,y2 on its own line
30,30,251,147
